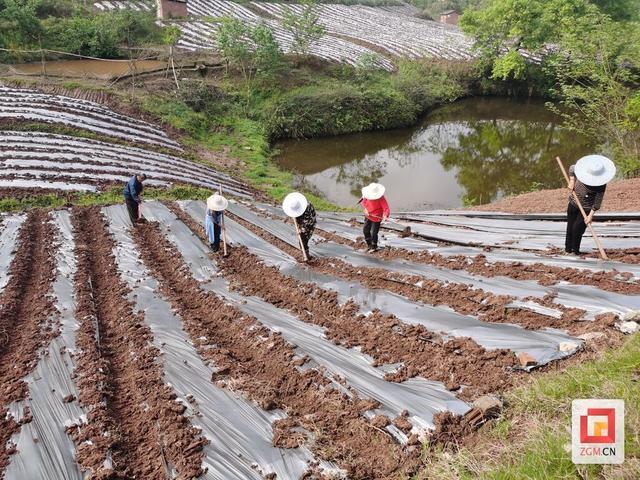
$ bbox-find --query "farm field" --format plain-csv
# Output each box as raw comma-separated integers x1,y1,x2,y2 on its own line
0,86,251,196
92,0,474,68
0,195,639,478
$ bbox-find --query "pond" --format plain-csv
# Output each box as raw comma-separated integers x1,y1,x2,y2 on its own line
274,97,594,210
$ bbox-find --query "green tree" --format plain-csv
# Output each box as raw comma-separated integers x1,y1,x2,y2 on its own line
0,0,42,51
460,0,601,80
214,17,283,83
281,0,326,57
548,18,640,176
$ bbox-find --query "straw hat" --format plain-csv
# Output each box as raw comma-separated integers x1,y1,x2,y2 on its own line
361,183,385,200
207,193,228,211
282,192,308,218
574,155,616,187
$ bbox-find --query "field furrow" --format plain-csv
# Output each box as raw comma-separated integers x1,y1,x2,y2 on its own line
131,203,429,478
165,200,518,401
68,206,205,479
0,211,57,477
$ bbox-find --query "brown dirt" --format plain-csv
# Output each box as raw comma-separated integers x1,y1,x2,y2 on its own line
131,219,422,480
0,210,57,477
469,177,640,213
225,212,604,336
167,203,517,401
315,229,640,295
68,207,205,480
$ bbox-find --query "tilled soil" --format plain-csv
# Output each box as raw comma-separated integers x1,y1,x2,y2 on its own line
169,203,516,399
225,212,601,335
0,210,57,476
469,178,640,213
68,207,205,480
132,220,422,480
222,248,516,400
315,230,640,295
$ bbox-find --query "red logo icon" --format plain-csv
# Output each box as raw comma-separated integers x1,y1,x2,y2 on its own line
580,408,616,444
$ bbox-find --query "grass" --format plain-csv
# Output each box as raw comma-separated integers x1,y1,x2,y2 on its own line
419,333,640,479
141,94,345,211
0,185,213,213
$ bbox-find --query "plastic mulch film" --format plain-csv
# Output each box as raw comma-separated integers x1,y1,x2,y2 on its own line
178,201,582,368
385,217,640,251
103,205,320,480
431,245,640,278
150,202,470,438
221,201,640,319
5,211,86,480
397,210,640,222
0,214,25,293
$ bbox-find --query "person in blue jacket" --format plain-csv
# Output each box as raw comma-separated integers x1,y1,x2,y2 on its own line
123,173,146,225
205,193,228,252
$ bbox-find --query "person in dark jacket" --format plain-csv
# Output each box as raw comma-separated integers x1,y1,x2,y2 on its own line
565,155,616,255
359,182,390,253
283,192,316,260
123,173,146,225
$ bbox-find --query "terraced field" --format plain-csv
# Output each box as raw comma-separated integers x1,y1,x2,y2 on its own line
0,197,638,479
0,86,251,195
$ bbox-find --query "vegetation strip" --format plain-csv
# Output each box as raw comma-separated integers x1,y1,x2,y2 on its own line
131,218,422,479
0,210,57,476
68,206,204,479
168,201,516,401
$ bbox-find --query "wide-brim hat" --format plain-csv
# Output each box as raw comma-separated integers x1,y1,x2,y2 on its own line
574,155,616,187
282,192,308,218
362,182,385,200
207,193,228,211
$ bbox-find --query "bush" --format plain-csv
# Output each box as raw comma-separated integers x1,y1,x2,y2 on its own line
42,11,161,58
264,81,417,139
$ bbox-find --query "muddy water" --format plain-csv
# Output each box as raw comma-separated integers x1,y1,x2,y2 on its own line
7,59,167,80
275,97,594,210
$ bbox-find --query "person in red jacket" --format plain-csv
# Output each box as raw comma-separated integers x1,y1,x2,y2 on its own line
360,182,390,253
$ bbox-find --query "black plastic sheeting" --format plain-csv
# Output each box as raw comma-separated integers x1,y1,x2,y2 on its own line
103,205,325,480
224,201,640,320
145,201,470,442
180,201,583,368
5,211,86,480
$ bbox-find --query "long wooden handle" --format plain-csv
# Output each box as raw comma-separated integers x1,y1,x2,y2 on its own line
218,185,228,256
293,218,309,262
556,157,608,260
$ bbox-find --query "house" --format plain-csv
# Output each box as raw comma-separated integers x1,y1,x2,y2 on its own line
439,10,460,25
157,0,188,19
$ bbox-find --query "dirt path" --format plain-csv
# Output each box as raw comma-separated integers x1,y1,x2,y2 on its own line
68,207,205,479
469,177,640,213
0,210,57,476
132,220,422,480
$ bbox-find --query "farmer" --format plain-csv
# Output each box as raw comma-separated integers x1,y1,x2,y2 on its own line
283,192,316,260
123,173,146,226
205,193,228,252
565,155,616,256
359,182,390,253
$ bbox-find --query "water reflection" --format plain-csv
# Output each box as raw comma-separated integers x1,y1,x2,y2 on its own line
275,97,594,210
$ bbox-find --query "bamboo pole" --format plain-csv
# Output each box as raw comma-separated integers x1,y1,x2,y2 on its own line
293,218,309,262
556,157,608,260
218,185,228,257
